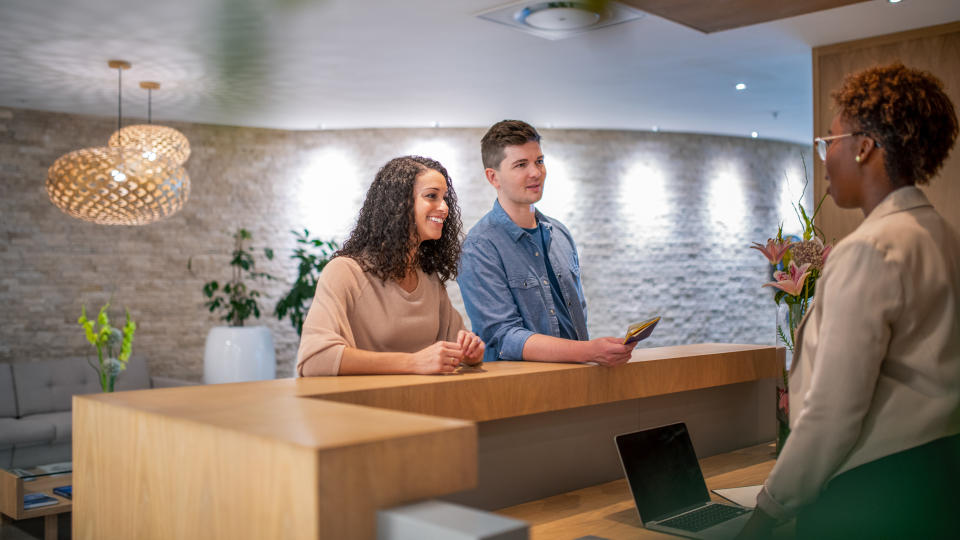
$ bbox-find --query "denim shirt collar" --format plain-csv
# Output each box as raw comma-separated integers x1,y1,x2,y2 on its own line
490,199,555,243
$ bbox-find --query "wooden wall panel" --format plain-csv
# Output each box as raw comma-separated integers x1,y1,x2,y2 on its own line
813,22,960,244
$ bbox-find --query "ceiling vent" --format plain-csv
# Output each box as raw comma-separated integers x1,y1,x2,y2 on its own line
476,1,645,41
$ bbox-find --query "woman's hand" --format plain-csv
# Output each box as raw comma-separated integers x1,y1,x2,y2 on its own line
733,507,777,540
457,330,485,366
408,341,464,374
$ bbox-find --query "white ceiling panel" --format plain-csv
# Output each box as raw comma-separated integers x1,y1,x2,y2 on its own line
0,0,957,143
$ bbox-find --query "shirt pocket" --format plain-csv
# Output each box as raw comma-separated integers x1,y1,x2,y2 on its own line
507,274,541,291
507,274,545,313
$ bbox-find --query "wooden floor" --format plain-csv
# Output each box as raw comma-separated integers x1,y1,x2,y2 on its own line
496,443,794,539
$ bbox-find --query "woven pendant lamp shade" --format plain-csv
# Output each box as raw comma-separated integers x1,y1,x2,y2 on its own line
46,146,190,226
108,124,191,165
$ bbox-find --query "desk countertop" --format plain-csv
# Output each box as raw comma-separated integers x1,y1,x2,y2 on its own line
73,343,780,540
498,443,781,539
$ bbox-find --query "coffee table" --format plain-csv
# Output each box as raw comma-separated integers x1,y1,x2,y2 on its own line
0,462,72,540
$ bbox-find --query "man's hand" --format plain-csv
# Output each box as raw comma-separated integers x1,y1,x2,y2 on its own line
457,330,485,366
408,341,463,374
584,337,635,366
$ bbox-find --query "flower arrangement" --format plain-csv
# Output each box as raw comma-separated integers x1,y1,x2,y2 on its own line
750,177,832,454
78,302,136,392
752,206,832,352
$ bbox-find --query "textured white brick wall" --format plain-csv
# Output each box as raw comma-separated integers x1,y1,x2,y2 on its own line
0,108,810,379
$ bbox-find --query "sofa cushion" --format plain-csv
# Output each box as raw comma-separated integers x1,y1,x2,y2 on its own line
11,356,154,417
0,363,16,418
23,411,72,444
114,355,151,391
0,417,56,447
12,358,101,416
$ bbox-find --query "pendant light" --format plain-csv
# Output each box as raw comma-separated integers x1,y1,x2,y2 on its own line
45,60,190,226
108,81,191,165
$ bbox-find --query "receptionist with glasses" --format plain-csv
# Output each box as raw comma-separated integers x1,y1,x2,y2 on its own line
738,63,960,539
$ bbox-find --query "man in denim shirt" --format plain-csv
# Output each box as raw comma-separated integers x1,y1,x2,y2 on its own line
457,120,636,364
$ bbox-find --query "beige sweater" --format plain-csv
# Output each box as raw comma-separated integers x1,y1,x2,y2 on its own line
296,256,466,376
758,187,960,519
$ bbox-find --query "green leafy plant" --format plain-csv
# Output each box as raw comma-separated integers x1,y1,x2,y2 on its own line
78,302,136,392
195,228,277,327
275,229,338,336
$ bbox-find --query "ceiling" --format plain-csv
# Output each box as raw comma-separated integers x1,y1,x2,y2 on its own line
0,0,957,144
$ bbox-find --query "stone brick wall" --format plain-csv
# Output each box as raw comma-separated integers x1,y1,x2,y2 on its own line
0,107,811,379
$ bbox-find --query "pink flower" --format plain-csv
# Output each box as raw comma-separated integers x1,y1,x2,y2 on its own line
763,261,811,297
750,238,793,265
821,244,833,266
777,387,789,416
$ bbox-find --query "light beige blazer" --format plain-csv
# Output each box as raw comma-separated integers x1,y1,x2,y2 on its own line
758,186,960,519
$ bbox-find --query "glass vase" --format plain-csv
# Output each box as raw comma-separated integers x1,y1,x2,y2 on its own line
100,357,121,392
775,302,806,456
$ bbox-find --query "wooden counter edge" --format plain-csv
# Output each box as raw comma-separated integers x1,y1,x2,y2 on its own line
317,345,781,421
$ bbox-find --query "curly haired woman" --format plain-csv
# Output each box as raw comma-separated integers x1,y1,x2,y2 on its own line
739,63,960,539
296,156,484,376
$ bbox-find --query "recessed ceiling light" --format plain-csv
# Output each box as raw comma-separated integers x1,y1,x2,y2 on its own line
521,4,599,30
432,121,440,128
888,0,902,4
476,1,645,41
751,131,759,138
735,83,747,91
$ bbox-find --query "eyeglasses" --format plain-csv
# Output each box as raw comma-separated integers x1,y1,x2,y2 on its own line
813,132,880,161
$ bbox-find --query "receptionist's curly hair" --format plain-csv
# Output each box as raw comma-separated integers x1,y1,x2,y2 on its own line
832,62,958,186
336,156,462,283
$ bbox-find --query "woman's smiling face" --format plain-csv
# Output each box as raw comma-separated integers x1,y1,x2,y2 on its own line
412,169,449,243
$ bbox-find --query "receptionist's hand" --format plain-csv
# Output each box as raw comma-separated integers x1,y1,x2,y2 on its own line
734,507,777,540
585,337,634,366
457,330,485,366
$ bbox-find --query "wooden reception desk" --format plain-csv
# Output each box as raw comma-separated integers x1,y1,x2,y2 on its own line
72,343,780,540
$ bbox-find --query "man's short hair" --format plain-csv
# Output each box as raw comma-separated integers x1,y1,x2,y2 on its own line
481,120,541,170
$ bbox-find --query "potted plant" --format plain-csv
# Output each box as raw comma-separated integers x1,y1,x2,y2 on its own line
194,228,278,384
78,302,136,392
274,229,338,336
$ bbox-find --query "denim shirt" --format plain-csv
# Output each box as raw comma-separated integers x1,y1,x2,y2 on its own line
457,200,589,362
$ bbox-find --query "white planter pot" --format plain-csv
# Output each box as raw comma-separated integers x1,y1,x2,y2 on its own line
203,326,276,384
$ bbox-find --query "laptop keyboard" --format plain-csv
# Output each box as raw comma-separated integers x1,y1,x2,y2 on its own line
658,504,748,532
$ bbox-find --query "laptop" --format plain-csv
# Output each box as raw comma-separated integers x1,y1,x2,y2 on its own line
615,422,753,539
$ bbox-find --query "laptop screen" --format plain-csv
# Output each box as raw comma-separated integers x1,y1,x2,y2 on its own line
615,422,711,522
